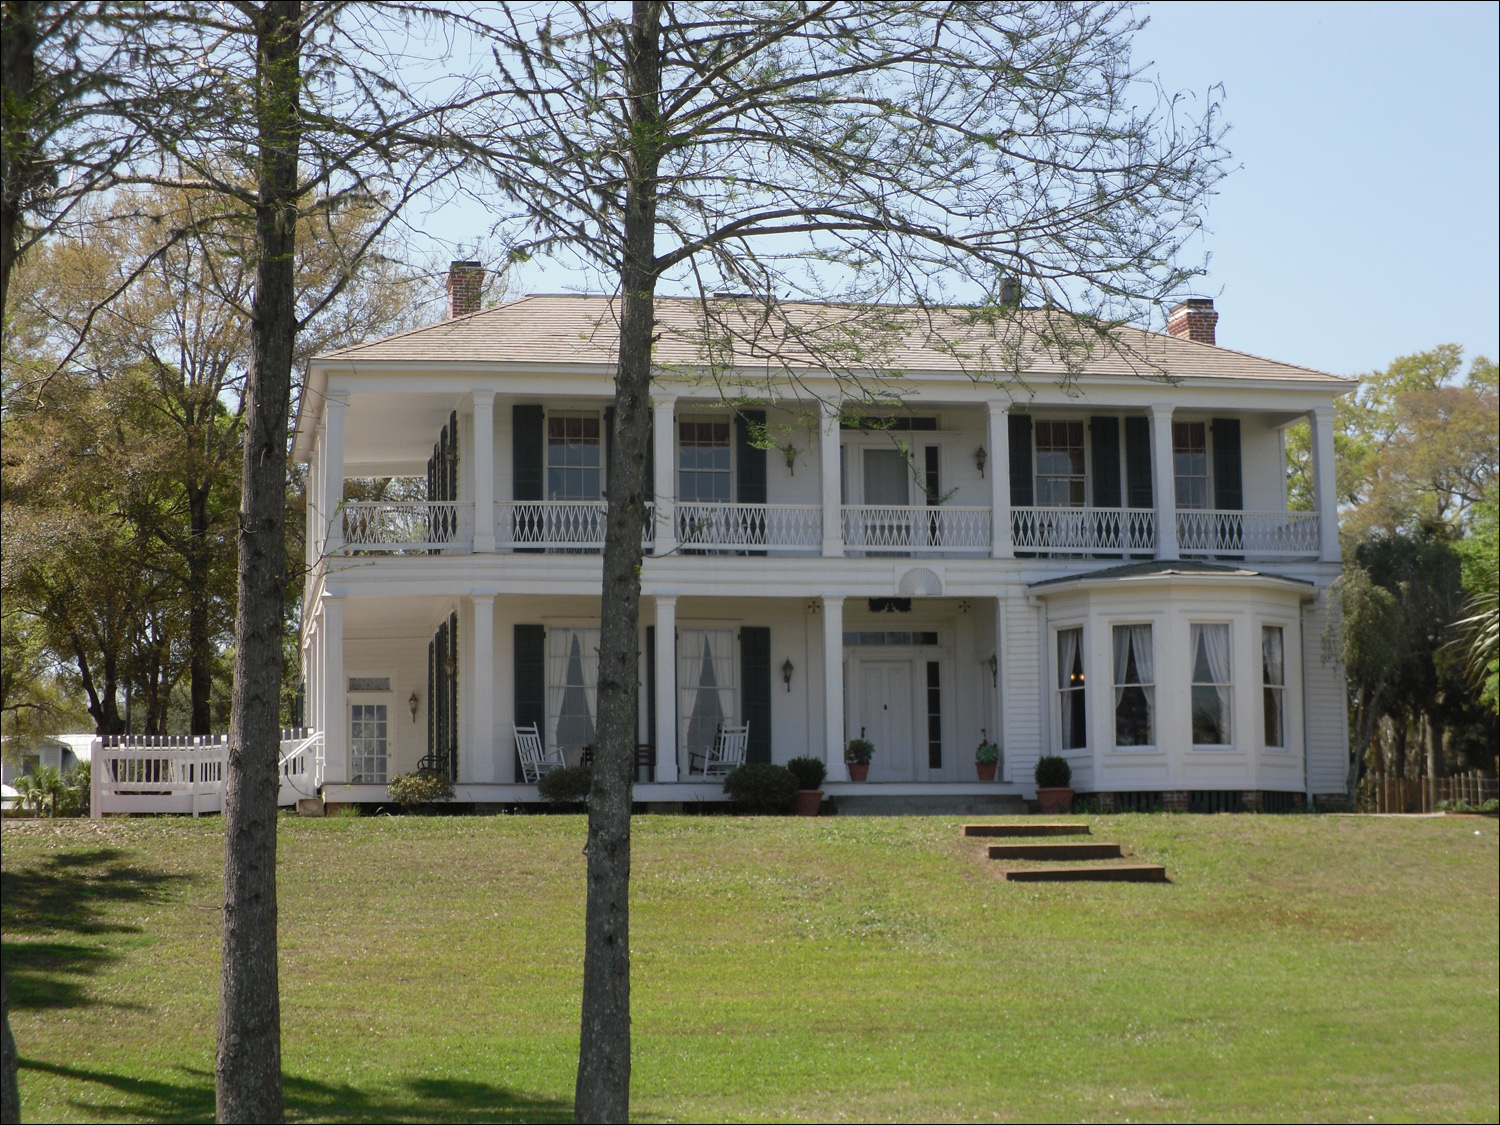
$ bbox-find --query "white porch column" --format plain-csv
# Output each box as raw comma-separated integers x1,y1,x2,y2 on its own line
821,595,848,781
468,594,496,781
819,399,843,557
472,392,496,552
320,594,346,785
987,401,1013,559
652,395,677,555
654,595,678,781
1309,405,1341,563
1148,403,1178,560
323,393,347,554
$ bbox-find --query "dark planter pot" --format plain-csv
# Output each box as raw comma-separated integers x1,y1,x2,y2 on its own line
1037,786,1074,814
976,762,997,782
848,763,870,781
794,789,824,816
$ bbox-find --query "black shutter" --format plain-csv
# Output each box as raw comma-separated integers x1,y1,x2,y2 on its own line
1211,418,1243,510
1090,417,1121,508
514,624,545,778
447,611,459,779
427,639,435,761
1124,416,1153,509
1008,414,1033,507
447,411,459,503
735,411,767,503
740,626,772,764
645,625,656,751
604,406,615,500
512,405,544,501
924,445,940,503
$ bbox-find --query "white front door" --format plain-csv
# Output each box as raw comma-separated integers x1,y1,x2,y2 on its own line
859,660,915,781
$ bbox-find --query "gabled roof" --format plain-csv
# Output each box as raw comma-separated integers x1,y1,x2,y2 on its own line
313,294,1352,386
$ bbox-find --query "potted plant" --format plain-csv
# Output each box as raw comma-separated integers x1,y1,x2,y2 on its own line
845,738,874,781
786,756,827,816
1033,755,1074,814
975,739,1000,781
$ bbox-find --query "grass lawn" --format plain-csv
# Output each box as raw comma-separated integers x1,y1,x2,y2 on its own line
2,811,1496,1123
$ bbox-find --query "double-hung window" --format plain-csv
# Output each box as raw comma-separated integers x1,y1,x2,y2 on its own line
1173,422,1210,509
678,417,732,502
1262,625,1285,748
1190,623,1232,745
1035,421,1086,507
1112,625,1154,747
547,411,602,501
1056,627,1086,749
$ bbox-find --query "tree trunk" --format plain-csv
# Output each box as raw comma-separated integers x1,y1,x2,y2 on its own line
0,0,37,314
188,483,215,734
1,964,17,1125
1393,716,1407,780
1426,711,1444,810
217,4,300,1122
574,6,661,1122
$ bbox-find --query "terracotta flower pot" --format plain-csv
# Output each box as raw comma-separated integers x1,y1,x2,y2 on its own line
1036,786,1074,814
976,762,997,781
848,763,870,781
794,789,823,816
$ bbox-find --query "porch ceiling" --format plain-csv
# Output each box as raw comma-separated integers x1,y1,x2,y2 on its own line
341,595,453,640
342,394,465,475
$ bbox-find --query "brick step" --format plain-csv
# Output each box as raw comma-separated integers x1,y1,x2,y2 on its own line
988,842,1122,861
1002,864,1168,883
962,823,1091,838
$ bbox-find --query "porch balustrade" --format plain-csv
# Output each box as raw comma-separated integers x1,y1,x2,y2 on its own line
1011,507,1156,554
841,505,992,554
676,503,822,552
1176,510,1320,558
341,500,473,552
495,500,657,551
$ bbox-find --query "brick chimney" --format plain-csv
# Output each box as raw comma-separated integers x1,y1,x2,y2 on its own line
1167,298,1218,345
446,261,484,319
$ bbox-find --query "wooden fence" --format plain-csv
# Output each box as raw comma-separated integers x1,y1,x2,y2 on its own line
92,729,322,817
1357,772,1498,813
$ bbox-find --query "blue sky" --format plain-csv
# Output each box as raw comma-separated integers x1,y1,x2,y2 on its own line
407,2,1499,379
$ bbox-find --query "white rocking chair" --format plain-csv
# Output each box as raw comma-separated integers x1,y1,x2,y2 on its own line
515,723,566,784
689,722,750,779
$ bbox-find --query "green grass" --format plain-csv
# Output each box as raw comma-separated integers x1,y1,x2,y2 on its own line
3,812,1496,1123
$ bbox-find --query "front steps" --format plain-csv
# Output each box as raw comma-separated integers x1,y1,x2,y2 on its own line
964,821,1168,882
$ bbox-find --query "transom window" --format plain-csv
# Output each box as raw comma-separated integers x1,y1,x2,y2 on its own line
1057,627,1086,749
547,411,602,500
1035,421,1086,507
1112,625,1154,747
1262,625,1285,749
1173,421,1210,510
1191,623,1232,745
678,418,732,502
843,631,940,646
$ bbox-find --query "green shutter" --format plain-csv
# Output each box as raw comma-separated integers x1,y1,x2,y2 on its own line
514,624,545,777
1007,414,1033,507
604,405,615,500
1211,418,1243,510
735,411,767,503
740,626,772,764
1090,417,1121,508
645,625,656,750
1124,416,1153,508
512,405,544,501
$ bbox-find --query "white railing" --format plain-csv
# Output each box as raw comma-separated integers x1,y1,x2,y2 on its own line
1011,507,1156,554
841,506,991,554
676,503,822,551
341,501,473,553
1176,510,1320,558
497,501,656,552
92,729,322,817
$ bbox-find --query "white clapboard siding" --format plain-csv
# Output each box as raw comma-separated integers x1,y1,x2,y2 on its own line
1301,592,1350,796
1001,595,1044,787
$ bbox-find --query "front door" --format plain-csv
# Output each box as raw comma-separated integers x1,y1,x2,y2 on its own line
859,660,915,781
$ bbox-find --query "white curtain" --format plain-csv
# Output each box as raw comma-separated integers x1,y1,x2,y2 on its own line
1193,623,1232,741
1262,626,1283,686
680,628,736,754
547,627,599,751
1129,625,1154,686
1057,627,1081,750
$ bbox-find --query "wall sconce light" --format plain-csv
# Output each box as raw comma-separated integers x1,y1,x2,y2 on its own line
408,692,420,722
975,445,988,478
783,442,799,475
986,652,998,687
782,658,795,692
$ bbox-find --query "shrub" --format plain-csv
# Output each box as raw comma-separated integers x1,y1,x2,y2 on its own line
975,741,1000,765
1034,755,1072,788
537,765,593,803
387,770,456,810
56,761,91,817
723,763,798,814
785,756,827,791
844,738,874,765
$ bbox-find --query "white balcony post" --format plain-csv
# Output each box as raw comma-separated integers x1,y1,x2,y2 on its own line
822,595,848,781
655,596,678,781
1309,405,1341,563
472,392,496,552
469,593,495,781
987,401,1013,559
819,400,843,557
320,594,346,784
1148,403,1178,561
653,395,677,555
323,393,347,554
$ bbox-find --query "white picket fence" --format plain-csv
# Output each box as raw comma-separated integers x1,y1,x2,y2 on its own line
91,729,323,818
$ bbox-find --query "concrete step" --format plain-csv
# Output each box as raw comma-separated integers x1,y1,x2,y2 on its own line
988,842,1122,861
963,823,1091,838
1002,864,1167,883
836,794,1027,817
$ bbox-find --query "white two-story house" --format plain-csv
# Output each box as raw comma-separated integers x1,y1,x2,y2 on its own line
294,267,1353,813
